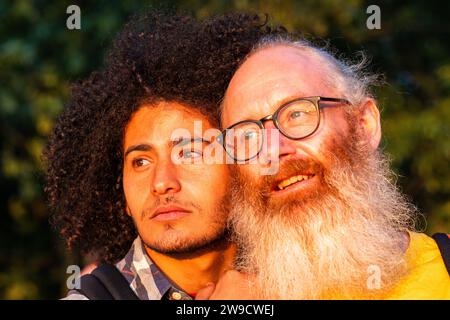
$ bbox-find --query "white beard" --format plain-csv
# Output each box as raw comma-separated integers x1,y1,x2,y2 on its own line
228,146,418,299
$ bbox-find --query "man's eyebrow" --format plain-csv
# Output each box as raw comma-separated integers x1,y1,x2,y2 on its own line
171,137,212,147
124,144,152,157
124,138,212,157
271,91,310,109
230,91,310,123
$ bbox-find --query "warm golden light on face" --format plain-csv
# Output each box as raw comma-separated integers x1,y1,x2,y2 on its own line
222,45,353,188
122,102,230,254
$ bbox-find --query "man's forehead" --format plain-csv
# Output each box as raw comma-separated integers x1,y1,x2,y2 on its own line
225,81,308,119
227,77,308,105
124,103,212,148
224,46,331,122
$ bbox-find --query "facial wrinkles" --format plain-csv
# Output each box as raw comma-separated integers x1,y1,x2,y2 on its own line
223,46,339,127
223,46,416,299
236,134,344,212
229,132,413,299
230,88,310,125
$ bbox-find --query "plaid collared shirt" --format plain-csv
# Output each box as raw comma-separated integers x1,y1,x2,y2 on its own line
63,237,193,300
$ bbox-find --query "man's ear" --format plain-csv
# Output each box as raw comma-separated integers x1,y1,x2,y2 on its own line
358,98,381,151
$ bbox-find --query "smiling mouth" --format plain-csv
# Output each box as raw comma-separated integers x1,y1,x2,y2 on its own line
274,174,315,191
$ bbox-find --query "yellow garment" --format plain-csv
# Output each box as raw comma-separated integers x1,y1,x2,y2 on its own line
386,232,450,299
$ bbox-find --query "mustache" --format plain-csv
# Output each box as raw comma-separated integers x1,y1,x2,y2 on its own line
140,195,201,220
261,158,324,192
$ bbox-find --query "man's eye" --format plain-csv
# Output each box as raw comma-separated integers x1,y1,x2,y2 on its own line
243,130,258,140
179,149,203,159
132,158,150,168
290,110,305,119
236,130,258,144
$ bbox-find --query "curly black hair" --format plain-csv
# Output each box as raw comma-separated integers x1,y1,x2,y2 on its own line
43,10,289,263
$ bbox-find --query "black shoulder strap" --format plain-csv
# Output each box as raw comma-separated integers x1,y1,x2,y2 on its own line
432,233,450,276
77,264,140,300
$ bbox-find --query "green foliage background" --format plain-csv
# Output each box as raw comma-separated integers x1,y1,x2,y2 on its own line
0,0,449,299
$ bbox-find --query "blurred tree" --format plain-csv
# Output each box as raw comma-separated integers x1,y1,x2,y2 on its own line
0,0,448,299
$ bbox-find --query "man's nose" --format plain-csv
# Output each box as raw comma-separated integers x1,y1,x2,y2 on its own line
151,159,181,196
261,121,296,161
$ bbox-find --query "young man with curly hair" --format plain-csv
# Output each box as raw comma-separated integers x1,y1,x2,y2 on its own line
43,11,286,300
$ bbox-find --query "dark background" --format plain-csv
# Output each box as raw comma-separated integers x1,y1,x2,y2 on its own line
0,0,449,299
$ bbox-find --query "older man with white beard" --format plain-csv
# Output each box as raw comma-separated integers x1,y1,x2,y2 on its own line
196,37,450,300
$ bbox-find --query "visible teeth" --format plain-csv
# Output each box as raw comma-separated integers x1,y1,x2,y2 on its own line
277,175,312,190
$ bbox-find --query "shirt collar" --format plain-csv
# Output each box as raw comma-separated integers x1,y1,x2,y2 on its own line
115,237,192,300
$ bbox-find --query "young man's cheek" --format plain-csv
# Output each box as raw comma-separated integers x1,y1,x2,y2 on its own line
124,186,150,221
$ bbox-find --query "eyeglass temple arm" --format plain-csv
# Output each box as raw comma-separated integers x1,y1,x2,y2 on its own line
319,97,351,104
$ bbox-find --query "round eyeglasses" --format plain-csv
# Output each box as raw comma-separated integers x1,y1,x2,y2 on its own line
217,96,351,162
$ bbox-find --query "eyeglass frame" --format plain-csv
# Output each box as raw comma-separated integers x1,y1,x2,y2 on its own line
216,96,351,161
